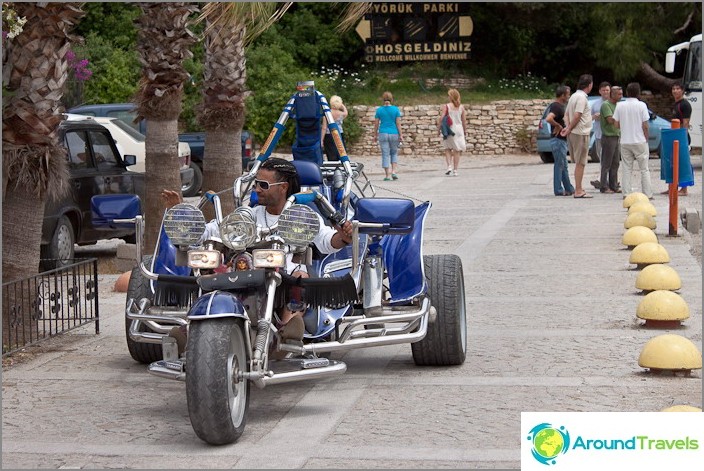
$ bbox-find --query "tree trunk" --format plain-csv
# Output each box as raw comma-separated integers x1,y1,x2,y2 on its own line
201,129,242,220
133,2,198,252
143,119,182,251
638,61,677,95
2,186,46,354
2,186,45,282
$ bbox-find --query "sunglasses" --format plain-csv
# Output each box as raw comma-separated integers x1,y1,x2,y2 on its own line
254,179,286,190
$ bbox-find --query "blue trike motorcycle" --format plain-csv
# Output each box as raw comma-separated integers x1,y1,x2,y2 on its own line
92,82,466,445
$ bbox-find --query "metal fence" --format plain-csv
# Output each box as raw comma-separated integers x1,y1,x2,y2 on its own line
2,258,99,356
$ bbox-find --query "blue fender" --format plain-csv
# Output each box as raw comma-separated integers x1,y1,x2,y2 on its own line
303,235,368,339
380,201,431,304
187,291,249,321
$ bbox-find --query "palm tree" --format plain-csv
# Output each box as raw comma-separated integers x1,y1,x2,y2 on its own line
133,2,198,251
2,2,84,352
196,2,291,218
2,2,84,283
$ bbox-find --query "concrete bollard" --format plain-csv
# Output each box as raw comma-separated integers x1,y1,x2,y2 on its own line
636,290,689,328
638,334,702,376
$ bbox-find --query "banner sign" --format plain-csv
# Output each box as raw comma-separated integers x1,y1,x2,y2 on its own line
355,2,473,63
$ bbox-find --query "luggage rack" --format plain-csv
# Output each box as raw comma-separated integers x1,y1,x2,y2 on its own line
320,161,376,198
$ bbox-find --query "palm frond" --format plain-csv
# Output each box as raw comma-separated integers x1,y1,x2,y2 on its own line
199,2,293,47
336,2,372,33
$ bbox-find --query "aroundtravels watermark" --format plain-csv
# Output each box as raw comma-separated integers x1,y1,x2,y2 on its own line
522,412,703,469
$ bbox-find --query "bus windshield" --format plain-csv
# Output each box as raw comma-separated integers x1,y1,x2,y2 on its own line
684,40,702,91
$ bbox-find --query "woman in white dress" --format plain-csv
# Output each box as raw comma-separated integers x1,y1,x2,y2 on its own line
436,88,467,176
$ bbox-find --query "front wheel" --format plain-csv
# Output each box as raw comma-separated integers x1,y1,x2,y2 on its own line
186,318,250,445
411,254,467,366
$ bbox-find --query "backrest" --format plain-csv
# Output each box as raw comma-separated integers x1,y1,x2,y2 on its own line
291,90,323,165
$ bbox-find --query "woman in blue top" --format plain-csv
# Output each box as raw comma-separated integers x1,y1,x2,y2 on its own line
373,91,403,181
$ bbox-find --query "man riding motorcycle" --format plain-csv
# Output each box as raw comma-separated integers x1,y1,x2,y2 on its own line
162,157,353,353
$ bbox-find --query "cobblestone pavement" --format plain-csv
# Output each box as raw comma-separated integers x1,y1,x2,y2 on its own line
2,152,701,469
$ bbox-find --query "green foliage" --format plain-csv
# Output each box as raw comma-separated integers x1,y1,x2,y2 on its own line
75,3,139,51
180,52,204,132
587,2,702,81
251,3,363,71
244,43,309,146
71,32,139,105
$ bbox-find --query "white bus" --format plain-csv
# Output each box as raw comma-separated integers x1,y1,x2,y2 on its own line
665,33,702,149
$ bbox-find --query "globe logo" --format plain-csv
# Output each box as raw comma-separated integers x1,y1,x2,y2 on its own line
527,423,571,465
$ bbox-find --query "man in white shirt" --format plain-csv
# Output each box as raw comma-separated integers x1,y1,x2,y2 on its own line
561,74,594,198
612,82,653,199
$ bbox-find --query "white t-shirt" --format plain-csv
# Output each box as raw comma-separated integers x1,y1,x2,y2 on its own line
613,98,649,145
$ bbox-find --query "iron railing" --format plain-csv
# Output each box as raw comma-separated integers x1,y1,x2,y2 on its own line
2,258,99,356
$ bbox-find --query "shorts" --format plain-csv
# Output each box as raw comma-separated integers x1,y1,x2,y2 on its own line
567,133,590,166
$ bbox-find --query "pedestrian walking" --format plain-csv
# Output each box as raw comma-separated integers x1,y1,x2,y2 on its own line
321,95,348,162
545,85,575,196
436,88,467,176
373,91,403,181
613,82,653,199
561,74,594,198
598,85,622,193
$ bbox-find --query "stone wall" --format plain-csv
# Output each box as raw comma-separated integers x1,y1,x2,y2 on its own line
346,93,677,157
347,100,550,157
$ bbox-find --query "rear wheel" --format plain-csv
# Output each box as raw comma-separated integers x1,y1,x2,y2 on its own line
182,162,203,197
187,318,250,445
125,256,163,364
411,254,467,366
539,152,554,164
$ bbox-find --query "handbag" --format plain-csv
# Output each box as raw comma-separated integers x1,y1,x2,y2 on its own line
444,104,453,126
440,105,455,139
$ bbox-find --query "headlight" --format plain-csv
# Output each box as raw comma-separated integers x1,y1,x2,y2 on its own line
163,203,206,246
252,249,286,268
220,207,257,250
187,249,221,269
277,204,320,249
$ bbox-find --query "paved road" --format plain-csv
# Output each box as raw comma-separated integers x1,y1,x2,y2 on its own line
2,153,701,469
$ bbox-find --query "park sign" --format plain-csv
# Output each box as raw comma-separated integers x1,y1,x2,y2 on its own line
355,2,473,63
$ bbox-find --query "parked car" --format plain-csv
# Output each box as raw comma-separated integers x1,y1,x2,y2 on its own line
64,113,194,192
41,119,145,269
536,96,671,163
68,103,255,196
